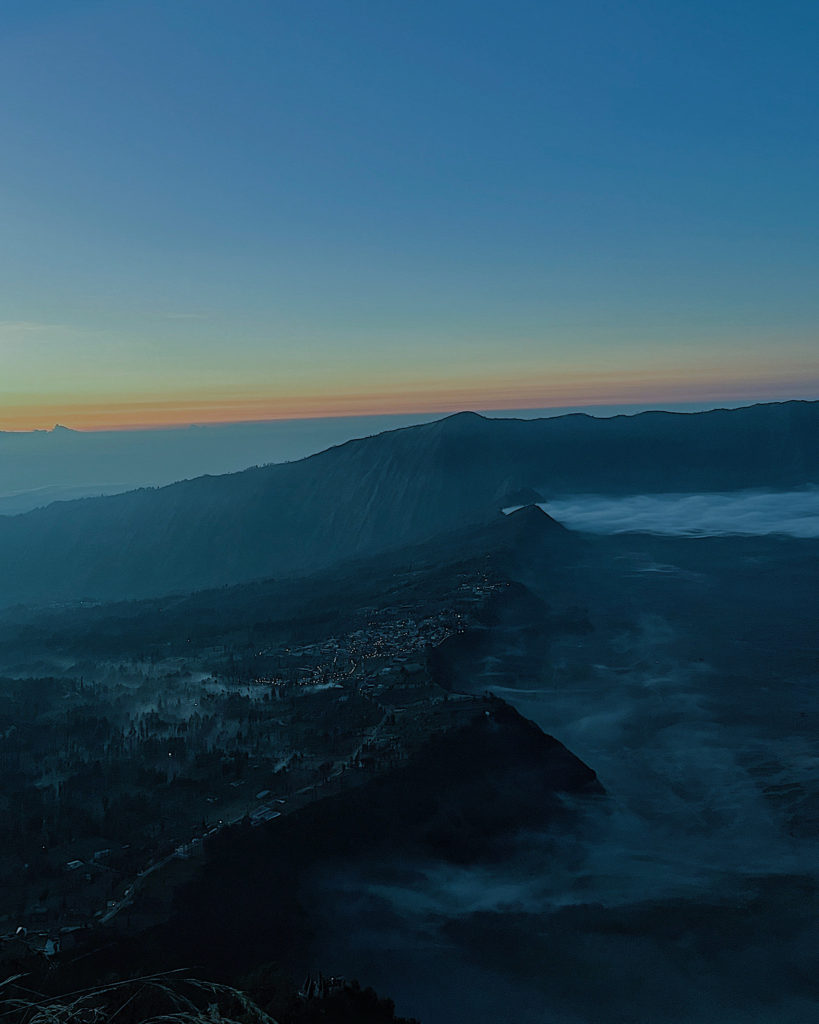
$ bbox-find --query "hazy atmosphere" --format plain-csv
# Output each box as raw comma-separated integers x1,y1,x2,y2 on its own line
0,401,754,515
1,3,817,1024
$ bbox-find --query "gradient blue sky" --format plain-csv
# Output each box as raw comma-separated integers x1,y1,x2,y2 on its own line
1,0,817,429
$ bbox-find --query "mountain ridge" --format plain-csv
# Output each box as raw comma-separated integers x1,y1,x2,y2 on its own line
0,399,816,607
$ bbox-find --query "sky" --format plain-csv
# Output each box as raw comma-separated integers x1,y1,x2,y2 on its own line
1,0,818,431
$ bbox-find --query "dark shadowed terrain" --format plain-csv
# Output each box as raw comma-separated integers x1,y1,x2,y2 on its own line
0,403,817,1023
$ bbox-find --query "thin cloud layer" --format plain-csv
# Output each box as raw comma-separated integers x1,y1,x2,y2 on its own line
533,489,819,538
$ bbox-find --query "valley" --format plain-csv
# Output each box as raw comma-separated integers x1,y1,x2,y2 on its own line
0,404,817,1023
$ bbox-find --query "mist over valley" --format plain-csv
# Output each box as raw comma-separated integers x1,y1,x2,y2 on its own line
0,402,817,1022
5,3,819,1018
515,487,819,538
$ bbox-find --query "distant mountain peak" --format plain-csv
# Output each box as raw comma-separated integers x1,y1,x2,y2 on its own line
442,410,485,421
51,424,76,434
432,410,488,432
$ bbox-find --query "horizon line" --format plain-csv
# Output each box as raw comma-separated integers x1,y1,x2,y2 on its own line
2,394,818,435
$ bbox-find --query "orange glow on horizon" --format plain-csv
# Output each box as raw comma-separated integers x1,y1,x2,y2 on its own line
2,370,818,432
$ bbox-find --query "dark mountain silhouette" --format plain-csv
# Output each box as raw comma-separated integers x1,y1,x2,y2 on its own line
0,400,816,607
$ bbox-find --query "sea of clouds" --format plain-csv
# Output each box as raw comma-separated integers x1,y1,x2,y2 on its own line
527,488,819,538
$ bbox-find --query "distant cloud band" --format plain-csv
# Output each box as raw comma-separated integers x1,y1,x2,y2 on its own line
512,490,819,538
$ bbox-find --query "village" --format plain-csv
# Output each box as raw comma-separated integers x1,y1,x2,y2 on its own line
0,567,504,965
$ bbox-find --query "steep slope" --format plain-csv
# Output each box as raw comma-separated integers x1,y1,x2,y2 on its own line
0,400,816,607
0,502,571,668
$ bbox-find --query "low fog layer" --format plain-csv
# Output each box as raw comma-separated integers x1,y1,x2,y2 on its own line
514,488,819,537
308,532,819,1023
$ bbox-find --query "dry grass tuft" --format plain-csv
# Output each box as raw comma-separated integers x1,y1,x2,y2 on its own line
0,972,278,1024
